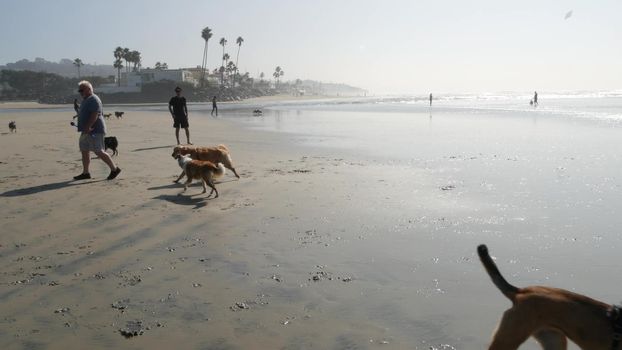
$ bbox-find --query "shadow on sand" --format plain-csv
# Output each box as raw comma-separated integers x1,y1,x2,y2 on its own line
0,179,105,197
152,194,213,209
147,183,181,191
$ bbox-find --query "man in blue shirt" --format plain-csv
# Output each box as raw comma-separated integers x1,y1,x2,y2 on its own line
73,81,121,180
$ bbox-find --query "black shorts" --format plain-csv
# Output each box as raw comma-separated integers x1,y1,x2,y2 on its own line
173,114,189,128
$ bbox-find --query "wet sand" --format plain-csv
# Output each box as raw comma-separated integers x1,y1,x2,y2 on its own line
1,104,621,349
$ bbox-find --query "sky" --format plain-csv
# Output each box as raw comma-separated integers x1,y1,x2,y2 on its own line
1,0,621,94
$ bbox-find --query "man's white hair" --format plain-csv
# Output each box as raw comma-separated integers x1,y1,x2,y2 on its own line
78,80,94,92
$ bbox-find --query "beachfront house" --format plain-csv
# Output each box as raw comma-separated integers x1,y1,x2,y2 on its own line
96,68,199,94
140,68,198,86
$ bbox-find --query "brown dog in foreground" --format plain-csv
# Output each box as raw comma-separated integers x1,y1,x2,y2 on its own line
171,144,240,182
478,244,620,350
175,154,225,197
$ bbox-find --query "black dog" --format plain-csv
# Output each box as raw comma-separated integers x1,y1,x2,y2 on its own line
114,111,124,119
9,121,16,132
104,136,119,156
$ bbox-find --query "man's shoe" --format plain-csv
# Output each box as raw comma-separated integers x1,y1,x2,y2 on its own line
73,173,91,180
107,167,121,180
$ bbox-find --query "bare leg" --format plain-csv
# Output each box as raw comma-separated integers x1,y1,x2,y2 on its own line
175,127,180,145
93,149,116,171
184,127,191,145
81,150,90,174
533,329,567,350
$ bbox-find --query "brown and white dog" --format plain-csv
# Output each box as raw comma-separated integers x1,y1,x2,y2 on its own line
175,154,226,198
171,144,240,182
478,244,620,350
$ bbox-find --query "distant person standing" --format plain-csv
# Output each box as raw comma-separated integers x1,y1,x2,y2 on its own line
429,93,433,106
168,86,191,145
73,80,121,180
533,91,538,106
211,96,218,116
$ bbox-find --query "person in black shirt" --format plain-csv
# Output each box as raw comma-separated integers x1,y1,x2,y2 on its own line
168,87,191,145
211,96,218,116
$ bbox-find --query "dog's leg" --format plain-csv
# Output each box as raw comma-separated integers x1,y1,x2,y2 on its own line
174,170,185,183
228,166,240,179
488,309,533,350
223,157,240,178
207,179,218,198
200,178,207,193
182,178,192,192
533,329,567,350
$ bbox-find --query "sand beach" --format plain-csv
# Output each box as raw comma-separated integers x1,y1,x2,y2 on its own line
1,96,622,349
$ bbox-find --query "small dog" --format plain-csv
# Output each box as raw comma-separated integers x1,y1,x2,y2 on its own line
103,113,112,119
9,121,16,132
115,111,124,119
253,109,263,116
171,144,240,182
175,154,226,197
104,136,119,156
478,244,619,350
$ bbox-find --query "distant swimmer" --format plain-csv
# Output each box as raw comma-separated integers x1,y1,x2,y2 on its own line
533,91,538,106
429,93,433,106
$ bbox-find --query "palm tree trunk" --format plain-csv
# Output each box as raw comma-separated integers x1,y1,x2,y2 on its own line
201,43,207,87
235,47,241,87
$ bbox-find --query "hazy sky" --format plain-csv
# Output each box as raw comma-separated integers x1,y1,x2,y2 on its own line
1,0,620,94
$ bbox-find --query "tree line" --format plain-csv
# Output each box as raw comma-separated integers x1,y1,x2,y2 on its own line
68,26,286,91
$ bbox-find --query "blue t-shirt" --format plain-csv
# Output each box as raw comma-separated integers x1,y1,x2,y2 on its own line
77,94,106,134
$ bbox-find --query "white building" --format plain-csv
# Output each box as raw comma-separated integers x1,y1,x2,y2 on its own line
140,69,198,86
96,68,198,94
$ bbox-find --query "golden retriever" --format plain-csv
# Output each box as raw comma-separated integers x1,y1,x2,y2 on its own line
171,144,239,182
175,154,225,198
478,244,620,350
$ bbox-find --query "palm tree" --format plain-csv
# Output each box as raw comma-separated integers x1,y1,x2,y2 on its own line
113,47,124,86
260,72,265,82
223,53,230,68
222,53,231,86
273,66,284,88
113,59,123,86
122,47,130,74
73,58,84,78
219,37,227,85
226,61,236,87
234,36,244,86
131,50,141,71
200,27,213,87
218,66,225,85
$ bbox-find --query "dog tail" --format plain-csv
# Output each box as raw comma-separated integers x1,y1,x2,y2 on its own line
214,162,226,178
477,244,519,301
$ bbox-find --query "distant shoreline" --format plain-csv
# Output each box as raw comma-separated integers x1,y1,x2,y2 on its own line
0,94,343,110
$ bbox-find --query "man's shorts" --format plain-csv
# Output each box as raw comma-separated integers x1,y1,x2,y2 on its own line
79,133,105,152
173,114,189,128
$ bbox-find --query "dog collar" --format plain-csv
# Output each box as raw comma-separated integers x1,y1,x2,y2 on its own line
610,305,622,349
